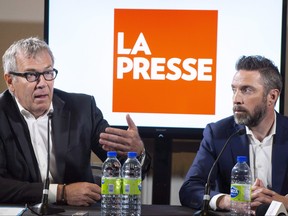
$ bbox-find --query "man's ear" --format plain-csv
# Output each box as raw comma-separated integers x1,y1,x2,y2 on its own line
4,73,15,92
268,89,280,106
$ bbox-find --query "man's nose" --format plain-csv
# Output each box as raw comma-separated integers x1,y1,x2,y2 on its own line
36,75,48,88
233,91,243,104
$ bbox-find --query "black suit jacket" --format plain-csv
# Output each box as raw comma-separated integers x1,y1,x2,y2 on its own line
0,89,151,204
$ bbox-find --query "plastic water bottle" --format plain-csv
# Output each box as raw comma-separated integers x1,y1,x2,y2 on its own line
121,152,142,216
101,151,122,216
230,156,252,216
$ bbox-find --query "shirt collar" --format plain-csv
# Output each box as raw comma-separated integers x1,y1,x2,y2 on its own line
14,96,54,119
245,111,276,137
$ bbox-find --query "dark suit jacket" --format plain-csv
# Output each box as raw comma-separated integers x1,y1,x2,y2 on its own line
179,113,288,209
0,89,151,204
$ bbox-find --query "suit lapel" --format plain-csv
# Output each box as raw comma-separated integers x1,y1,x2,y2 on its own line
4,92,41,182
51,94,70,183
271,114,288,193
230,126,250,164
12,122,42,182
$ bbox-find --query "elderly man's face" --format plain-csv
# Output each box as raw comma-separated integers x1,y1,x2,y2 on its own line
5,50,55,118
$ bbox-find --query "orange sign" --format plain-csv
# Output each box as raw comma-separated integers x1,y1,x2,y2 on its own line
113,9,218,114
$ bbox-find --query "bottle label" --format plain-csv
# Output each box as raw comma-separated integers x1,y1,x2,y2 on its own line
101,177,122,195
122,178,142,195
230,183,251,202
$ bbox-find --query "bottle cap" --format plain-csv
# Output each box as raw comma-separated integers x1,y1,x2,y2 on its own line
127,152,137,158
107,151,117,157
237,156,247,162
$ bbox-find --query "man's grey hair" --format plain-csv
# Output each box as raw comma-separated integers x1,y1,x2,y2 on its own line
2,37,54,74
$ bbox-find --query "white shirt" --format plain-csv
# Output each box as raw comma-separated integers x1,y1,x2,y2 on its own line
247,115,275,188
15,98,57,203
210,113,276,210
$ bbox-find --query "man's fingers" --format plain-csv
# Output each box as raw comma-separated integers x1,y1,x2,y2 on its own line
126,114,137,131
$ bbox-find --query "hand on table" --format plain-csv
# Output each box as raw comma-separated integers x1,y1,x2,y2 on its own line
64,182,101,206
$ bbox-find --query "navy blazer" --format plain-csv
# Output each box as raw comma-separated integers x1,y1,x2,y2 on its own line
0,89,151,204
179,114,288,209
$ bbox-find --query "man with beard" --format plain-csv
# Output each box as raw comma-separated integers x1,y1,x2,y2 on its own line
179,55,288,213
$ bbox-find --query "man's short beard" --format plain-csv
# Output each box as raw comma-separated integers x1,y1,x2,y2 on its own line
234,100,267,128
234,112,250,125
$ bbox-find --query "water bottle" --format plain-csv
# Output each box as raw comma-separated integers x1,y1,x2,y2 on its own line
121,152,142,216
101,151,122,216
230,156,252,216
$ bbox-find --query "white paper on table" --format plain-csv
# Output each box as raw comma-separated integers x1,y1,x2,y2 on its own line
0,207,26,216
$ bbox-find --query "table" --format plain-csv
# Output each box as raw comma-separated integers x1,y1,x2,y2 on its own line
20,204,230,216
1,204,231,216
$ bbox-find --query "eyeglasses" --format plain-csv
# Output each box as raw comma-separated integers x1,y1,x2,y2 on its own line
9,69,58,82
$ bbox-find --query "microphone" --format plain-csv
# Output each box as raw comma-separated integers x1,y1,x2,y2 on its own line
194,128,246,216
31,111,65,215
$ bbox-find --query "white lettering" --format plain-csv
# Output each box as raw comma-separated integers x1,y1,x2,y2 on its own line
117,32,131,54
166,58,182,81
182,58,197,81
131,32,151,55
116,57,213,81
117,57,133,79
197,59,212,81
151,58,165,80
133,57,150,79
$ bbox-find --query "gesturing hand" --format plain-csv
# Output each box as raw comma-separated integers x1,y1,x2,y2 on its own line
99,114,144,156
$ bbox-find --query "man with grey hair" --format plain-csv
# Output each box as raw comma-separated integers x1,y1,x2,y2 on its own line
0,37,150,206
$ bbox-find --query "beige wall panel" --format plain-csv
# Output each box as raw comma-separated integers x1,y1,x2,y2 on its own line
0,21,43,92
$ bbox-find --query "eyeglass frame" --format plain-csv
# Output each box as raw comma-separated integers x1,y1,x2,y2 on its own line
8,68,58,82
